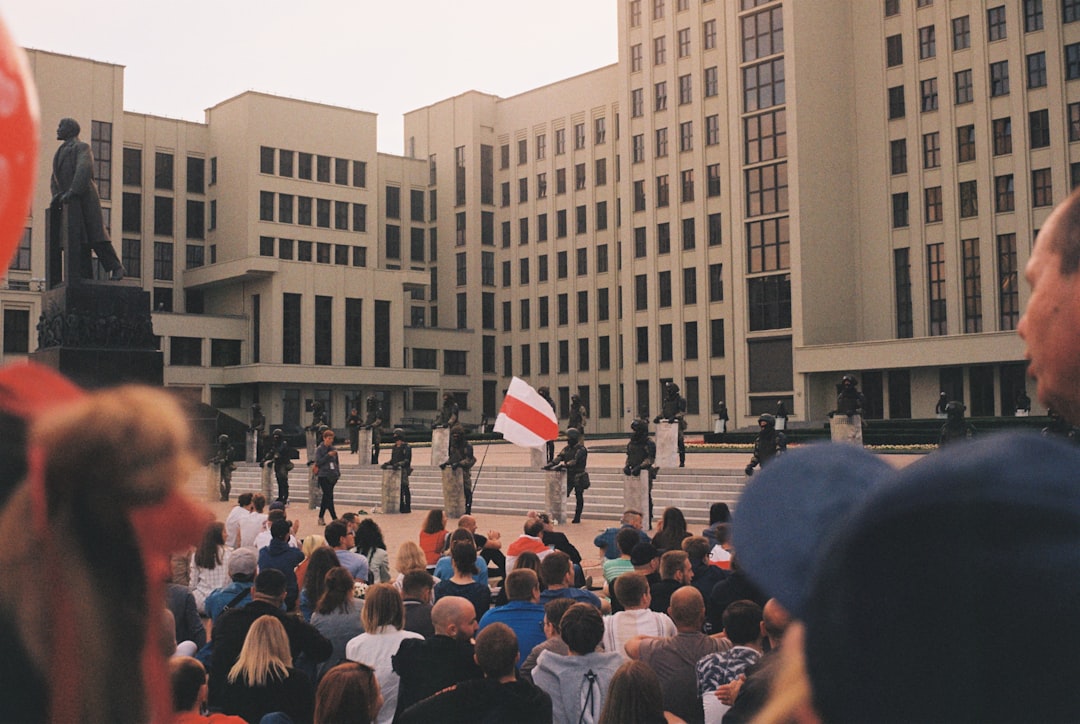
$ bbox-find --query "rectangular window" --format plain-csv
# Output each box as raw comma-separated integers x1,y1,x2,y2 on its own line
90,121,112,200
153,241,173,280
259,146,275,174
282,293,301,364
891,139,908,174
659,324,673,362
353,160,367,188
1067,0,1080,23
278,150,293,178
631,88,644,117
745,110,787,164
919,25,936,59
186,200,205,240
154,197,173,236
962,238,983,333
679,74,692,104
682,218,696,250
887,34,903,67
1068,43,1080,79
657,175,670,207
1024,0,1044,31
577,248,588,276
123,147,141,186
574,123,586,150
894,248,913,338
927,243,947,336
314,296,332,365
316,155,331,183
993,117,1012,155
1028,51,1047,88
1071,103,1080,142
631,44,643,72
987,6,1007,41
957,125,976,163
655,127,668,157
745,162,788,217
705,66,719,97
995,175,1015,212
959,180,978,219
3,309,29,354
743,58,785,113
654,36,666,65
710,318,725,358
681,170,694,203
298,153,312,180
990,60,1009,96
746,217,790,273
317,199,331,228
747,274,792,331
558,293,569,325
955,69,973,104
1032,168,1053,207
684,321,698,360
708,212,723,246
658,270,672,308
704,19,717,49
595,117,606,145
925,186,943,223
920,77,938,112
923,132,941,169
537,134,547,159
998,233,1019,330
1030,109,1051,148
595,159,607,186
953,15,971,50
707,164,722,197
679,121,693,152
518,138,528,165
709,263,724,302
741,5,784,62
636,327,649,363
893,192,909,227
888,86,905,119
170,337,201,366
678,27,691,57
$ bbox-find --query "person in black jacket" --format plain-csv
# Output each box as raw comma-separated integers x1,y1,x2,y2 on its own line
262,428,295,504
744,414,786,477
544,428,589,524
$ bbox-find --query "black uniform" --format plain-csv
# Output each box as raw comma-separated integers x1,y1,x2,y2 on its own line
363,397,384,464
568,396,587,433
745,415,785,477
441,430,477,514
382,438,413,512
346,410,362,454
210,436,236,502
657,382,688,467
624,423,658,521
263,434,295,503
548,434,589,524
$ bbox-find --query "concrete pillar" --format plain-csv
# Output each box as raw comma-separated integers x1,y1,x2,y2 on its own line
529,447,547,469
624,471,651,528
307,466,318,510
431,427,451,466
442,467,466,518
355,428,373,465
545,470,567,525
656,422,679,467
829,414,864,445
260,463,273,501
381,469,401,514
246,430,258,463
205,465,219,502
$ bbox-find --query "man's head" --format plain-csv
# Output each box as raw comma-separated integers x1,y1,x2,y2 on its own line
659,550,692,584
431,595,478,641
1018,189,1080,423
251,493,266,512
458,515,477,534
621,509,645,529
505,568,540,602
324,521,351,549
340,512,358,532
169,657,207,714
253,568,287,604
761,598,791,647
722,599,764,646
559,603,604,655
667,586,705,631
616,527,642,556
269,519,292,541
523,517,545,538
682,536,710,562
56,117,80,141
566,427,582,444
401,570,435,602
236,492,253,509
539,550,573,589
228,548,257,582
630,542,660,572
542,597,576,639
613,572,650,609
322,428,335,443
474,623,519,679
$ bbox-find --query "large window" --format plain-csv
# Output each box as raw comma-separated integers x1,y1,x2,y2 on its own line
743,58,785,113
1032,168,1053,207
3,309,29,354
990,61,1009,96
953,15,971,50
1027,51,1047,88
954,69,973,104
927,243,947,336
957,125,976,163
962,238,983,333
1030,109,1050,148
919,25,936,59
987,5,1007,41
741,5,783,62
282,293,301,364
995,175,1015,212
893,192,909,228
920,77,938,112
888,86,905,119
744,109,786,164
91,121,112,200
745,162,787,217
894,248,913,338
746,217,789,273
993,117,1012,155
923,132,941,169
959,180,978,218
925,186,943,223
747,274,791,330
998,233,1019,330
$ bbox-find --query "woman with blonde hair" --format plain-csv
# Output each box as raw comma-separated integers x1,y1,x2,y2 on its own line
295,533,327,588
314,661,382,724
344,584,423,724
311,567,364,680
221,614,314,723
189,520,231,614
393,540,428,589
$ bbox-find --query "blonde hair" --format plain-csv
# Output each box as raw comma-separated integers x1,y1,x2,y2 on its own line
394,540,427,575
302,535,327,559
226,615,292,687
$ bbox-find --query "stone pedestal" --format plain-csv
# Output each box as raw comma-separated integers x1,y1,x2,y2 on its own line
442,467,466,518
205,465,219,502
31,283,163,388
829,414,864,445
305,430,318,459
776,417,787,431
656,422,680,468
431,427,450,466
381,469,401,514
529,447,547,469
246,430,259,463
355,429,373,465
624,471,651,528
545,470,567,525
304,430,318,509
260,463,273,501
714,418,727,434
1015,410,1030,417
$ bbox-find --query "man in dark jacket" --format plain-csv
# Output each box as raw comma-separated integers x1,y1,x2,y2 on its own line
257,519,304,610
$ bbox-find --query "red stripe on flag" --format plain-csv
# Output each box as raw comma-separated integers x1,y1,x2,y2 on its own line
500,394,558,438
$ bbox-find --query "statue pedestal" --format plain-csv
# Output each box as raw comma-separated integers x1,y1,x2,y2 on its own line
530,447,547,469
246,431,259,463
305,430,318,459
30,283,163,388
624,472,651,527
545,470,567,525
381,469,401,514
260,463,273,501
714,418,726,434
205,465,219,502
776,417,787,431
431,427,450,466
304,431,318,509
355,429,373,465
830,414,864,445
656,422,680,468
441,467,466,518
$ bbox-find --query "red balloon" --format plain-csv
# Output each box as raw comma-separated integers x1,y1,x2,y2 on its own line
0,15,39,278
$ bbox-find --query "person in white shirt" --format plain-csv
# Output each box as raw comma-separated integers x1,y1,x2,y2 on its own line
602,572,675,659
237,494,268,549
224,493,254,549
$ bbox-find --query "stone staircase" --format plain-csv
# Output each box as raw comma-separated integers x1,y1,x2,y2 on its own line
191,463,748,525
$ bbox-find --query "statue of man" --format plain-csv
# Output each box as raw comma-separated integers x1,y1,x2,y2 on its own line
433,392,459,429
50,118,125,281
249,403,266,433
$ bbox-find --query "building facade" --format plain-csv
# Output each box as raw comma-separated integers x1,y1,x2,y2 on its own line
5,0,1076,432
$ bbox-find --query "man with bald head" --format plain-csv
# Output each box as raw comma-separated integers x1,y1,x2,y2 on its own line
392,595,483,716
627,586,731,724
1019,187,1080,424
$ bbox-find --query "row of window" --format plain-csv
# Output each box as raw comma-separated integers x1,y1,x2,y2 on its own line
258,191,368,232
121,193,206,240
629,167,724,211
628,20,720,73
887,5,1050,68
499,120,608,167
259,146,368,188
633,214,723,256
280,294,392,368
123,147,206,196
892,168,1055,228
479,244,614,287
634,264,725,309
258,236,368,267
501,160,609,205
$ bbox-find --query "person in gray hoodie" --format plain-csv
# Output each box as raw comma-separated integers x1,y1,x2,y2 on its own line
532,603,623,724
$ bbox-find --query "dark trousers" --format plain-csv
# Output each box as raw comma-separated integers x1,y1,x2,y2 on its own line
546,440,555,463
463,471,473,515
349,428,360,454
568,487,584,523
275,468,289,503
318,477,337,520
218,465,232,501
400,473,412,513
370,442,380,465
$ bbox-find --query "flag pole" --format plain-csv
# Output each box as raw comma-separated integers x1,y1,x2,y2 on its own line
470,434,492,497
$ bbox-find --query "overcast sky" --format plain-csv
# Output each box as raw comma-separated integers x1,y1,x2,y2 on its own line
0,1,618,155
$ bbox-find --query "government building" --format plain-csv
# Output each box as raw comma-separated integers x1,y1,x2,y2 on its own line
3,0,1074,433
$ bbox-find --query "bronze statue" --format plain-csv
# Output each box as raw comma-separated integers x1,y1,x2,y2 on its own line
439,424,476,514
433,392,459,429
249,403,265,433
50,118,125,282
655,381,688,467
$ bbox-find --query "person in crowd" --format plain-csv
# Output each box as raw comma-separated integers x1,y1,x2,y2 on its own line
398,623,553,724
401,569,436,637
650,550,693,614
598,660,682,724
313,661,382,724
433,539,492,622
531,511,582,578
701,503,731,551
219,615,314,724
433,527,490,585
602,572,675,659
697,599,764,723
505,516,553,572
603,528,642,606
344,584,424,724
393,541,429,589
325,520,370,583
165,583,206,653
313,428,341,525
208,569,331,706
540,551,604,610
299,546,340,622
310,567,364,681
205,547,258,624
169,656,246,724
381,428,413,513
355,518,390,583
189,520,232,615
520,597,575,683
458,514,506,580
718,598,791,724
479,568,546,665
418,509,449,569
258,518,306,611
253,505,299,551
236,493,268,550
532,603,622,724
651,506,691,552
225,493,253,549
392,596,483,716
594,509,651,559
683,536,726,627
263,428,295,504
493,550,542,606
293,533,327,592
627,586,729,724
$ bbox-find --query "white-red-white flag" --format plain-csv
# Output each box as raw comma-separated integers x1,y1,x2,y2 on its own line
493,377,559,449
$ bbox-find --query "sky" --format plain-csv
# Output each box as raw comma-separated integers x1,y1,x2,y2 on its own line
0,1,618,155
